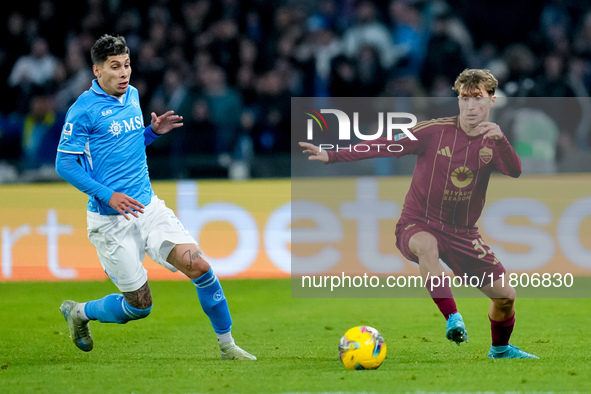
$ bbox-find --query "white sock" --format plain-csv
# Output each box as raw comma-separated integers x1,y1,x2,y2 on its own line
217,331,234,345
77,302,88,320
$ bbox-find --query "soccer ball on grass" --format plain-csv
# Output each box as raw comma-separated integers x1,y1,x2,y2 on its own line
338,325,386,370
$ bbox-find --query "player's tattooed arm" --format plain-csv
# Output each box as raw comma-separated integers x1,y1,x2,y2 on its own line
123,281,153,309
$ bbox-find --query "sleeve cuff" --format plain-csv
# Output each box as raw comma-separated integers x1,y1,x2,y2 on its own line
145,125,160,137
326,150,337,163
144,125,160,146
96,187,115,204
494,135,509,145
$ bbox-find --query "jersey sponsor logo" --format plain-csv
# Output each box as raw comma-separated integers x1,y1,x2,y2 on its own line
122,116,143,132
479,147,493,164
443,189,473,201
108,120,124,137
101,109,112,116
437,146,452,157
62,122,73,136
450,166,474,188
108,116,143,137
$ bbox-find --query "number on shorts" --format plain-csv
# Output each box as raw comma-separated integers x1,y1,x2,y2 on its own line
471,238,492,259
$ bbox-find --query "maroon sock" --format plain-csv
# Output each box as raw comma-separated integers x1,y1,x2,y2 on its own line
490,313,515,346
426,276,457,320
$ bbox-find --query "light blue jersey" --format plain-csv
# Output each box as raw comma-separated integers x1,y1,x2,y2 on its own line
57,80,155,214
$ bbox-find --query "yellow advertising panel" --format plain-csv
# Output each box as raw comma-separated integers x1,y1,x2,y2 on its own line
0,179,291,281
0,175,590,282
291,174,591,279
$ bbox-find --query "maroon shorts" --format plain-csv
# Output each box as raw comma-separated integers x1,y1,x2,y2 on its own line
395,220,505,288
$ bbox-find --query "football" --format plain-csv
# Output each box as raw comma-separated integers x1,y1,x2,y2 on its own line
338,325,387,370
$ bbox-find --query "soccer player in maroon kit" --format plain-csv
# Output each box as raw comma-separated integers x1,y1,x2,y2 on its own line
300,69,538,359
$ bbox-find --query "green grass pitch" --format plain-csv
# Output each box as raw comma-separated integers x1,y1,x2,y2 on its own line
1,279,590,393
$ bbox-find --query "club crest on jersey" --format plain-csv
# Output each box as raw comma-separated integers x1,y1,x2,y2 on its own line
479,147,493,164
109,120,124,137
132,99,140,109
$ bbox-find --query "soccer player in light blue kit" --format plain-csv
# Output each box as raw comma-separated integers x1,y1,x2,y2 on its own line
56,35,256,360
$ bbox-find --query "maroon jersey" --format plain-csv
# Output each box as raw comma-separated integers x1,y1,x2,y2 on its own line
326,116,522,233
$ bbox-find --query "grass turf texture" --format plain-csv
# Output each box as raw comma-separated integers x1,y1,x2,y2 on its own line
1,279,590,394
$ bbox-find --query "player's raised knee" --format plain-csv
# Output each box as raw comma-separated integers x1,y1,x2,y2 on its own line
185,259,210,280
492,297,515,313
168,243,211,280
491,282,517,299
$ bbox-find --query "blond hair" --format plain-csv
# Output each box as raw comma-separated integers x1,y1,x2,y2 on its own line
452,69,498,96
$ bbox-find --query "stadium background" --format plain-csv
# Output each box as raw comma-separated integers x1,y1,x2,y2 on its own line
1,2,591,394
1,0,590,282
2,0,591,182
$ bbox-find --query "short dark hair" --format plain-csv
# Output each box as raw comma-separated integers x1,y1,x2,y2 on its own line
90,34,129,65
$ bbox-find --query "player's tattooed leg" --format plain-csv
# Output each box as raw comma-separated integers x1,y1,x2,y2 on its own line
123,281,153,309
183,248,203,271
167,243,210,280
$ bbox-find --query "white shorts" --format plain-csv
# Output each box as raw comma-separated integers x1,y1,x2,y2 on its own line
87,195,197,292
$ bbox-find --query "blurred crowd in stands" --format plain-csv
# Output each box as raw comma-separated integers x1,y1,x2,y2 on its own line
1,0,591,181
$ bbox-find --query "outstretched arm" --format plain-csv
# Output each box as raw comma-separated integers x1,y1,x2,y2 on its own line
299,142,329,163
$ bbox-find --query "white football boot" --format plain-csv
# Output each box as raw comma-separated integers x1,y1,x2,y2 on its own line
60,300,93,352
220,341,257,360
